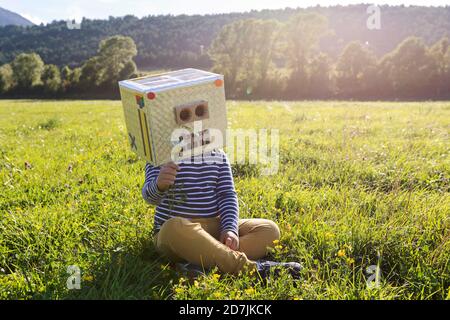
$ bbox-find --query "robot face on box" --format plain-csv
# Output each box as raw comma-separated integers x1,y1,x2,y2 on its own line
119,69,227,166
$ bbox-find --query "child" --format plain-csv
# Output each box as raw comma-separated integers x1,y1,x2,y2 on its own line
142,148,301,278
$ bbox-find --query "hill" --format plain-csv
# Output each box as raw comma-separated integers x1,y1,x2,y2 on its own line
0,5,448,69
0,7,34,27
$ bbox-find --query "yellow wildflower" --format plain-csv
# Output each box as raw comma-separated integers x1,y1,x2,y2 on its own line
212,273,220,281
175,287,184,294
82,275,94,282
337,249,346,257
245,287,255,295
273,239,280,245
325,232,335,239
346,257,355,265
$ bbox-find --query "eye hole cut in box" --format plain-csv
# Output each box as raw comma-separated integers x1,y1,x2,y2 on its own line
119,69,226,165
174,100,209,125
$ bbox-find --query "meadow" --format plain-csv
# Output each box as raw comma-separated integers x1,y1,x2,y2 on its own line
0,99,448,300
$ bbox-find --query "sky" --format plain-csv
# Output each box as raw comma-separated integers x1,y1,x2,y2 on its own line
0,0,449,25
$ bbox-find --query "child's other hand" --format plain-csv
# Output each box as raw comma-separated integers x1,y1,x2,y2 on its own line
220,231,239,251
156,161,179,192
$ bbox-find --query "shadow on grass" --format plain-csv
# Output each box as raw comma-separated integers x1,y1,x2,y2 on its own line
64,238,180,300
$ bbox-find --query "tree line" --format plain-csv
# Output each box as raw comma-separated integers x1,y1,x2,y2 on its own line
0,13,449,100
209,14,450,100
0,5,449,70
0,35,137,98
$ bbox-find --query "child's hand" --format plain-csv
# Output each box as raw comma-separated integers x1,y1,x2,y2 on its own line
156,161,179,192
220,231,239,251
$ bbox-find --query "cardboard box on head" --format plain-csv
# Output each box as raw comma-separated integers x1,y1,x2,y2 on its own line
118,69,227,166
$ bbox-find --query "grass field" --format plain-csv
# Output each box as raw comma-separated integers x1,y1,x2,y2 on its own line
0,99,449,300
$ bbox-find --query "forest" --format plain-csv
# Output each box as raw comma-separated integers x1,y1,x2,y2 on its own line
0,5,449,100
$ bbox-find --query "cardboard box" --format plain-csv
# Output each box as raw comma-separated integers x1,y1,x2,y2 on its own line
118,68,227,166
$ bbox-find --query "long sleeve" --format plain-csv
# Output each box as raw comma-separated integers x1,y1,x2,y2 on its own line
216,153,239,236
142,163,166,205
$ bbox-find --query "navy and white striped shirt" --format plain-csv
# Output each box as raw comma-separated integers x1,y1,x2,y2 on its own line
142,149,239,235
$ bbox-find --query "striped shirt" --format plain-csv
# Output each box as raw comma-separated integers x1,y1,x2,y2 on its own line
142,149,239,235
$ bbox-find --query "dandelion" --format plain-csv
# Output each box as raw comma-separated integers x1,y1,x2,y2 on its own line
175,287,184,294
337,249,346,257
213,292,223,299
82,275,94,282
245,287,255,295
212,273,220,282
325,232,335,239
275,245,283,251
231,290,241,299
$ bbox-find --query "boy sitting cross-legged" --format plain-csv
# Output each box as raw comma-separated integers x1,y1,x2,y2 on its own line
142,149,301,278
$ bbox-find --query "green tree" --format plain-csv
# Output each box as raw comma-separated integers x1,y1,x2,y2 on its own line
243,20,281,94
62,65,82,91
41,64,61,93
335,42,378,98
209,19,280,97
70,68,82,87
307,53,332,98
61,66,72,90
381,37,436,98
0,64,14,93
11,53,44,89
430,37,450,98
118,60,138,80
80,35,137,89
209,19,254,95
282,13,329,98
96,35,137,87
80,57,100,89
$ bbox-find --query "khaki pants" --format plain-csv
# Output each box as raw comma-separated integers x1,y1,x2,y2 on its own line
154,216,280,274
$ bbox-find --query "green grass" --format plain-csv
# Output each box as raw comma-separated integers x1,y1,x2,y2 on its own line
0,99,449,300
